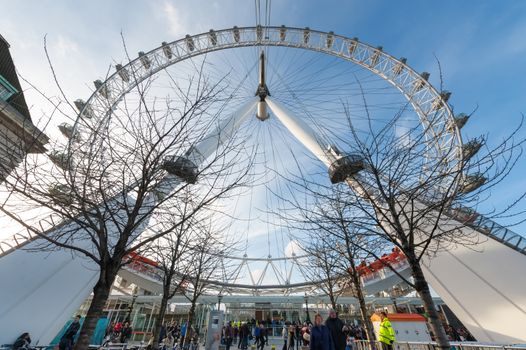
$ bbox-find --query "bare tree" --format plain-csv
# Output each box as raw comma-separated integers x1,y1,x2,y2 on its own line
0,57,252,349
312,102,524,348
299,236,343,311
282,185,380,346
272,87,525,350
142,188,200,350
334,233,378,347
181,218,234,346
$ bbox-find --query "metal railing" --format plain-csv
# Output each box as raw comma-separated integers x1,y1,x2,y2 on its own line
461,210,526,255
357,206,526,288
353,340,526,350
0,212,66,257
360,258,409,285
124,260,163,283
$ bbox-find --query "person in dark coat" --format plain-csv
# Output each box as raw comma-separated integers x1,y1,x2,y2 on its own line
239,323,250,350
13,333,31,350
120,322,133,343
310,314,334,350
225,322,234,350
325,310,346,350
59,315,81,350
159,324,167,343
257,324,266,350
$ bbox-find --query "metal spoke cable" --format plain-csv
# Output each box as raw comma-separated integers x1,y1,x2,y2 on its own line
267,57,413,150
264,118,294,275
261,125,273,258
255,0,261,27
243,125,260,258
264,0,272,47
265,119,287,271
263,115,313,282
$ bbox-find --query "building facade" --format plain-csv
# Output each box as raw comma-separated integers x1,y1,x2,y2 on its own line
0,34,48,181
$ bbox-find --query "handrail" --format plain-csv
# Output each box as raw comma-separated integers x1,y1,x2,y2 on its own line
353,340,526,350
0,212,66,257
448,207,526,255
357,206,526,286
360,258,410,285
123,260,163,283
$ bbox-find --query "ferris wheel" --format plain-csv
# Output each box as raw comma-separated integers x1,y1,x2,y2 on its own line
48,25,478,295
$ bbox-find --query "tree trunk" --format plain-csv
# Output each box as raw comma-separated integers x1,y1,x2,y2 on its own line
152,293,170,349
183,302,197,346
350,271,376,350
329,292,337,310
410,259,450,349
74,277,113,350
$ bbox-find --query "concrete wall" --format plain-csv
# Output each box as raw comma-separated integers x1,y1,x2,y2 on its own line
422,228,526,343
0,191,159,345
2,217,525,344
0,234,98,345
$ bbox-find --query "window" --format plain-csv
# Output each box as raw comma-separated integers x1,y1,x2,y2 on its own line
0,74,17,101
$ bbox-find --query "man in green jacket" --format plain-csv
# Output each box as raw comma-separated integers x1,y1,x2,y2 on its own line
378,312,395,350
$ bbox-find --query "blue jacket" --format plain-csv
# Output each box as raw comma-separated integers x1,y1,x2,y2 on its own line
310,325,335,350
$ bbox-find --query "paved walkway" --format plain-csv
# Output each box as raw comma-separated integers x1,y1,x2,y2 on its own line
231,336,307,350
229,337,287,350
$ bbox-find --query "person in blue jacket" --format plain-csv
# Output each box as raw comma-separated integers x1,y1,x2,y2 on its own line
309,314,334,350
59,315,81,350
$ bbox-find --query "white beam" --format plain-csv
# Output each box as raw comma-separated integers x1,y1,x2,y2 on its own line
266,98,335,167
187,97,258,165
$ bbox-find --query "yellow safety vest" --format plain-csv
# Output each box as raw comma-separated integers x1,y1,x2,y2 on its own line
379,318,396,344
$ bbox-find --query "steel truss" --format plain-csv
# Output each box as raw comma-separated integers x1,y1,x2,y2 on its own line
2,27,462,294
70,26,461,176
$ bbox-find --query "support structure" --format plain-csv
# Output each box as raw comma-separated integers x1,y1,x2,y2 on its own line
1,26,525,346
266,98,334,167
0,100,258,345
255,50,270,121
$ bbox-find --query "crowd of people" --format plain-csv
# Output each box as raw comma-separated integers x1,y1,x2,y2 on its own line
157,321,199,350
11,315,82,350
104,320,134,344
302,311,394,350
212,311,371,350
444,325,476,342
8,310,476,350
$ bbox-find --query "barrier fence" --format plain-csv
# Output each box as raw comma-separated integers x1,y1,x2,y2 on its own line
353,341,526,350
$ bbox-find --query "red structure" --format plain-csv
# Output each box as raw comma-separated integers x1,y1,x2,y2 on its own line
354,248,407,278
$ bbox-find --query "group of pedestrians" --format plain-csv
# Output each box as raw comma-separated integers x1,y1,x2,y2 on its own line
104,320,133,344
221,321,258,350
254,324,268,350
443,325,475,342
235,322,252,350
281,322,313,350
282,310,394,350
12,315,82,350
217,321,264,350
158,321,199,350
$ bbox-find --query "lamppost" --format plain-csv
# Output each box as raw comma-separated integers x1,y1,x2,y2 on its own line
390,296,398,313
304,293,311,323
126,293,139,323
217,293,223,311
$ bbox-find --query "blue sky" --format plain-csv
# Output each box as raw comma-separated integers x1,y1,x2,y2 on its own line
2,0,525,146
1,1,526,285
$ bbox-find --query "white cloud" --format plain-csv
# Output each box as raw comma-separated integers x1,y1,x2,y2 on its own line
501,21,526,56
162,1,185,37
285,239,303,257
1,0,525,285
51,35,80,57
